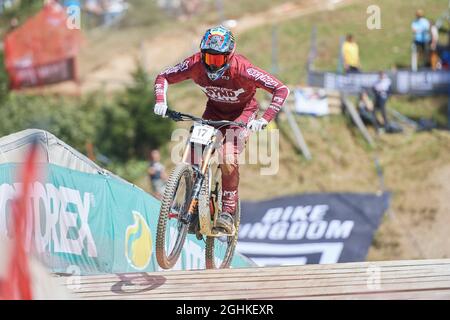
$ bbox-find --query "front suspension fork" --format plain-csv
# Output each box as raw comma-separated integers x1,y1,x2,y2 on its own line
181,171,204,225
181,138,216,225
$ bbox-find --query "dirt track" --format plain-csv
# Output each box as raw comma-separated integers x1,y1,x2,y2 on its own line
36,0,358,94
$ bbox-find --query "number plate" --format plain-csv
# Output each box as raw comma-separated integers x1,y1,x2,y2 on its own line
190,124,215,145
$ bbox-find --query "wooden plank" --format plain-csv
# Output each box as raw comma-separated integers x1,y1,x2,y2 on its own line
69,274,450,294
55,258,450,281
54,259,450,289
70,276,450,299
73,280,450,300
58,259,450,300
299,289,450,300
66,268,450,290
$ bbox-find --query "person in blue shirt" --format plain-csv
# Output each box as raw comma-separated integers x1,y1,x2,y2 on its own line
411,9,431,68
63,0,80,7
372,71,392,132
148,149,167,200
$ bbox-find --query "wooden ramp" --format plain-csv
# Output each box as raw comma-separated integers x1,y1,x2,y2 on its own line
58,259,450,300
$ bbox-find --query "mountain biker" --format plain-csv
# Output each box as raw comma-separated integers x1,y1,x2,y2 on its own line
153,25,290,234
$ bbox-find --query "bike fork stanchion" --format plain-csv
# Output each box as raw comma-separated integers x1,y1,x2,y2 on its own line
186,168,205,214
183,140,216,230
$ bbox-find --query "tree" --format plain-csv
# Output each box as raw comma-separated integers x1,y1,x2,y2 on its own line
96,64,173,161
0,51,9,103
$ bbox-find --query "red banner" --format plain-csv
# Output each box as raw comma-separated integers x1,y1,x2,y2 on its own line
8,58,77,89
3,1,81,89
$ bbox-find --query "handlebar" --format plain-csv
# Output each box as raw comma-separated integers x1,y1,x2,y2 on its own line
166,109,247,128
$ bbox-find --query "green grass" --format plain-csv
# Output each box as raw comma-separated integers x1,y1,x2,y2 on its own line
124,0,300,26
237,0,447,85
389,95,449,127
220,0,299,20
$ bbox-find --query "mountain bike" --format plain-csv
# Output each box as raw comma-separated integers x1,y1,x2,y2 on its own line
155,109,246,270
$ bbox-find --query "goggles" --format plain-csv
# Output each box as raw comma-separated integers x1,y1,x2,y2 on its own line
203,52,228,68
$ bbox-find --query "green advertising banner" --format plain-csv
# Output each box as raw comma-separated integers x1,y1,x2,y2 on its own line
0,163,252,275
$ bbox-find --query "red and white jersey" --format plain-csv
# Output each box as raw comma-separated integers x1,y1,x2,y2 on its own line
154,52,290,123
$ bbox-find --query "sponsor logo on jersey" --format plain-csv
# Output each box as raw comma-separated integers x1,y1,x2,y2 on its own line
246,68,279,89
163,60,189,75
223,190,237,197
273,96,285,105
200,86,245,103
269,105,281,112
154,83,165,95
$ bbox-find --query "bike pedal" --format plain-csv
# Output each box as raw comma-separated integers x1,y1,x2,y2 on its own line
195,232,203,241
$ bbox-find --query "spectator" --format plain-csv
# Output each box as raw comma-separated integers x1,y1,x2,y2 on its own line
357,89,378,129
179,0,201,20
63,0,80,7
148,149,167,199
430,19,441,70
85,0,102,14
102,0,128,27
84,0,103,27
342,34,361,73
372,71,392,133
7,17,19,33
0,0,18,14
411,9,431,69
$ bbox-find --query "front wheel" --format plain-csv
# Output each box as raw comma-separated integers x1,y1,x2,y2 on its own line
156,163,193,269
205,200,241,269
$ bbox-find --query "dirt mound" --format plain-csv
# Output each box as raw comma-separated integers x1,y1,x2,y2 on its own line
368,131,450,261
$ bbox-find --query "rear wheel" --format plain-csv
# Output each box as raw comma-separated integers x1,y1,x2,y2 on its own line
156,163,193,269
205,200,241,269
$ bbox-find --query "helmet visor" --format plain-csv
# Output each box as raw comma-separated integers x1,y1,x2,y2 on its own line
203,52,228,69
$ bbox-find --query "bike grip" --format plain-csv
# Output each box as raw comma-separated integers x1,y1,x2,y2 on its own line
166,109,180,120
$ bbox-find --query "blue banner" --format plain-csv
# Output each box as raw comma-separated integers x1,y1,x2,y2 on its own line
0,163,252,275
237,193,390,266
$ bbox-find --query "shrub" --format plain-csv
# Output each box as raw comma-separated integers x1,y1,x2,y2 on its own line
0,55,173,184
96,64,173,162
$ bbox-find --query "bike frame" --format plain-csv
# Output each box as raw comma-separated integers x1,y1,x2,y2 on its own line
156,109,246,269
181,128,219,228
167,109,245,229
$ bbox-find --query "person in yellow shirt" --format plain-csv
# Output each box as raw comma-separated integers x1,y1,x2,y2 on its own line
342,34,361,73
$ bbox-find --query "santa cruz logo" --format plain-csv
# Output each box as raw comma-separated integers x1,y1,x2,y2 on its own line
247,68,279,89
200,86,245,103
